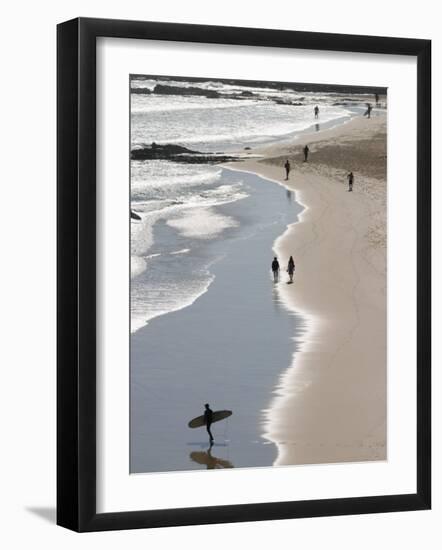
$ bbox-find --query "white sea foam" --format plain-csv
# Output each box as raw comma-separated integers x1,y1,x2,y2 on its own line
131,252,162,280
131,271,215,333
131,96,353,151
130,78,368,105
131,180,248,280
131,78,279,96
131,94,259,114
166,207,239,239
131,163,222,196
170,248,190,255
131,256,146,279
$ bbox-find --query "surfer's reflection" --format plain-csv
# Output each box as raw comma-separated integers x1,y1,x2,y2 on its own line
190,445,234,470
315,123,320,132
286,189,293,202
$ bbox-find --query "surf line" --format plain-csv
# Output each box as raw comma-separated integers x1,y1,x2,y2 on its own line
221,163,317,466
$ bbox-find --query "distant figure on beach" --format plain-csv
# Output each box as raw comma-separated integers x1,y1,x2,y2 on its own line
364,103,372,118
284,159,291,180
303,145,310,162
272,257,280,282
204,403,214,443
347,171,354,192
375,93,379,105
314,105,319,119
287,256,295,283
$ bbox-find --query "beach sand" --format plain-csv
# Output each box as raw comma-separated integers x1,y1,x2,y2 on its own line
227,114,387,465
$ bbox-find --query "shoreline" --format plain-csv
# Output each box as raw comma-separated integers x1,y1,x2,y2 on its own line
131,168,303,473
226,113,387,465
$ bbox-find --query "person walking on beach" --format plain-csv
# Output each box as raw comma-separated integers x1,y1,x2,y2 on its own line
303,145,310,162
375,92,379,106
287,256,295,283
272,257,280,283
347,171,354,192
284,159,291,180
314,105,319,119
364,103,372,118
204,403,214,443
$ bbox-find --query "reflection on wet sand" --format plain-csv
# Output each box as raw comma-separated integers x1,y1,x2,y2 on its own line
272,281,290,313
190,446,234,469
315,123,320,132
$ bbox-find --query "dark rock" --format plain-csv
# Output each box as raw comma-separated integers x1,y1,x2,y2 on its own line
273,98,304,106
131,143,239,164
131,210,141,220
131,143,199,160
130,87,152,94
130,75,385,96
152,84,221,98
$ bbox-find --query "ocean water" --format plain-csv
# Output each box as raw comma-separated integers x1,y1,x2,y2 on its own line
131,169,304,473
130,77,356,333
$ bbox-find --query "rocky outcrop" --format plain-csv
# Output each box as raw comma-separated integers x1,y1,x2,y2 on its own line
273,98,304,106
131,143,239,164
130,84,309,105
131,87,152,94
129,75,385,97
152,84,222,98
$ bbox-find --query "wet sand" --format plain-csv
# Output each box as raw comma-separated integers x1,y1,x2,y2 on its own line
226,113,387,465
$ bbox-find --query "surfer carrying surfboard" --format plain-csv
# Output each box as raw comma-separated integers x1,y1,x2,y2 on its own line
188,408,232,443
204,403,214,443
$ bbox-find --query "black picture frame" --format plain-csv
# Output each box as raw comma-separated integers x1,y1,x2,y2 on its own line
57,17,431,532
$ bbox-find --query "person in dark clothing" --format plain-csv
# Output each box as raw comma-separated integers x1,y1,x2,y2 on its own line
347,171,354,192
314,105,319,119
375,93,379,105
303,145,310,162
287,256,295,283
204,403,214,443
364,103,372,118
284,159,291,180
271,257,280,282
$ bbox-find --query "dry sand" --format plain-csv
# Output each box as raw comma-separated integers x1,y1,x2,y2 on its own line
227,114,387,465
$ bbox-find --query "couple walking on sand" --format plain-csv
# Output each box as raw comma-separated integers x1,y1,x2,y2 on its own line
272,256,295,284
